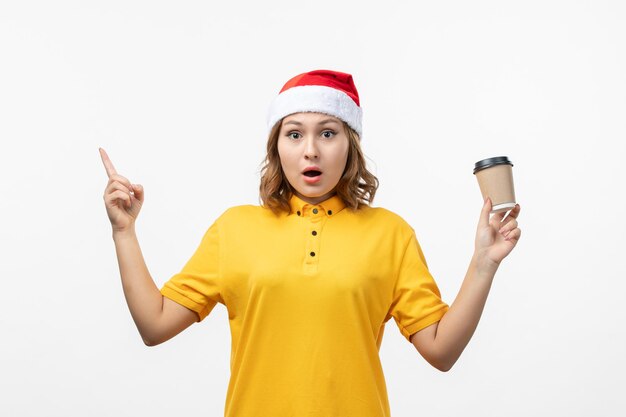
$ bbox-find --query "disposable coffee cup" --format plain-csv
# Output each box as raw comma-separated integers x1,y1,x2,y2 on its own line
473,156,516,214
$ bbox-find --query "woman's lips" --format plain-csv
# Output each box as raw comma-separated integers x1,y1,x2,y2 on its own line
302,167,322,184
302,173,322,184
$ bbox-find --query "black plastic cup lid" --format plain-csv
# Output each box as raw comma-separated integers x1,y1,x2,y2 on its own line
473,156,513,174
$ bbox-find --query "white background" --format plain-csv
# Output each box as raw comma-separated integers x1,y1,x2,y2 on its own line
1,1,625,416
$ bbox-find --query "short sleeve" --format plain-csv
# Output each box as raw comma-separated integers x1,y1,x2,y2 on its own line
388,232,449,342
160,220,222,322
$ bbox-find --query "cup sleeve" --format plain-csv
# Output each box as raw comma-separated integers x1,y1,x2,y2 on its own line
159,220,223,322
387,232,449,342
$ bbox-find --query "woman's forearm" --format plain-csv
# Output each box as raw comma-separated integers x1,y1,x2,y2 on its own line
112,227,164,345
433,254,498,370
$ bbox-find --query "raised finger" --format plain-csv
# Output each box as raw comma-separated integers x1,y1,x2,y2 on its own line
99,148,118,178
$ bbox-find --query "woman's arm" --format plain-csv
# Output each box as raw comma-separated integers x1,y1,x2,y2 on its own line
113,228,197,346
100,148,197,346
411,197,521,371
411,255,496,371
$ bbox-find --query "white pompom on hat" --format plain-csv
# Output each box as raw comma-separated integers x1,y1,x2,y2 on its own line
266,69,363,137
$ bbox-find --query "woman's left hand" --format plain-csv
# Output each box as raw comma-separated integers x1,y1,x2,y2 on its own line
474,197,522,269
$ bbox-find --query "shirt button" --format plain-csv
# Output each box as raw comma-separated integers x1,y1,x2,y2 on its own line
312,208,318,214
310,251,316,257
312,230,317,236
328,210,333,215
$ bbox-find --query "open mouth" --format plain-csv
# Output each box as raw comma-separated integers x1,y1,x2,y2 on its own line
303,170,322,177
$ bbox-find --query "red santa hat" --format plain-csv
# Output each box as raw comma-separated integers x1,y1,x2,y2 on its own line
266,69,363,137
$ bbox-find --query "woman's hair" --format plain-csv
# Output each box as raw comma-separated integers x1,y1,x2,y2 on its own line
259,117,379,214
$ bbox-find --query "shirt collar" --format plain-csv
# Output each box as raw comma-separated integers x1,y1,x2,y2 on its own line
288,193,346,217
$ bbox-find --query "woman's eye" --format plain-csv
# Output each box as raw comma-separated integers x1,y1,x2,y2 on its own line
287,132,301,140
322,130,335,138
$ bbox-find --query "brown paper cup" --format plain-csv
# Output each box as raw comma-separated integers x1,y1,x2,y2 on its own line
473,156,516,214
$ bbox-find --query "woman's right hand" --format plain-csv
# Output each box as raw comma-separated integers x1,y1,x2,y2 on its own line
99,148,144,233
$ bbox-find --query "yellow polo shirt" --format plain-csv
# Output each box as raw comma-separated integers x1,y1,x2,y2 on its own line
160,194,449,417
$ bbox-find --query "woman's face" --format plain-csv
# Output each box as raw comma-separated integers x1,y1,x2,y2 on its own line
277,112,349,205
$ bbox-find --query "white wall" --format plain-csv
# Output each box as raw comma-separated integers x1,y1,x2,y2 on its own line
1,1,624,416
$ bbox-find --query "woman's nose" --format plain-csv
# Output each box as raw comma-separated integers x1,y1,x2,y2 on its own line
303,138,319,159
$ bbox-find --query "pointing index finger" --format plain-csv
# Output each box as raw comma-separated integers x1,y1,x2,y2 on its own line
99,147,118,178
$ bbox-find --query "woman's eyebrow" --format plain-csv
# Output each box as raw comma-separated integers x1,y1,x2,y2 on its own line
283,119,340,126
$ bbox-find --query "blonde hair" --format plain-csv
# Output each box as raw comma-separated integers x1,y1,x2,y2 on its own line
259,118,379,214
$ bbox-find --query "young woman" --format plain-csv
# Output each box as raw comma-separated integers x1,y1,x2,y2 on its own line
100,69,522,417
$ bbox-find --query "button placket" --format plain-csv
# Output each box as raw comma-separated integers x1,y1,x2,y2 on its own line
304,213,324,273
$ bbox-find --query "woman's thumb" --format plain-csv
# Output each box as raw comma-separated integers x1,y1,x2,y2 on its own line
131,184,144,201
